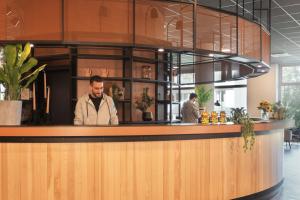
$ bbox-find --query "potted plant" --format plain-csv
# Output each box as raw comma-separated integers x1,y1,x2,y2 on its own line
272,101,287,120
0,43,46,125
257,100,272,120
135,87,154,121
230,107,255,151
195,85,213,112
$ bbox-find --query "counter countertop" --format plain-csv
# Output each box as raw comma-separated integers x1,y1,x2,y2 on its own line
0,120,294,137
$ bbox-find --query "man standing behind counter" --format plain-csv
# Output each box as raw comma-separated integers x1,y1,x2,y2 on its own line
74,75,119,125
181,93,200,123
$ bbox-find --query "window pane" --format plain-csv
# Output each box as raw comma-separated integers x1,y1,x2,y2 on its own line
282,66,300,83
0,0,61,40
214,87,247,115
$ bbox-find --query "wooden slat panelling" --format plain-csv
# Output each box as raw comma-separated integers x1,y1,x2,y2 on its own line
0,129,283,200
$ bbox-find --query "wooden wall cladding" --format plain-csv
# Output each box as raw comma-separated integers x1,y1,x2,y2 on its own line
0,130,283,200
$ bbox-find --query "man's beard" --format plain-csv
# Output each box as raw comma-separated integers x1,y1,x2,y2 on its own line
92,92,102,98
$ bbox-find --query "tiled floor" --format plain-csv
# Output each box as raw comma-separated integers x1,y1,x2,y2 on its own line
280,142,300,200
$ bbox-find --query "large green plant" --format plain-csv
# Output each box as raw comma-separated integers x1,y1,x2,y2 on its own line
0,43,46,100
230,107,255,151
195,85,213,107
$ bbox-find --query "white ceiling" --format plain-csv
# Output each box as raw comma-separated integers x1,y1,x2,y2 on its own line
271,0,300,65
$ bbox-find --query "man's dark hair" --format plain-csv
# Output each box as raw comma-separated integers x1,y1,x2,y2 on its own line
90,75,103,85
189,93,197,100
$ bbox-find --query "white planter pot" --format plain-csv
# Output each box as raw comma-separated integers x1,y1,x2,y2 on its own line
0,100,22,125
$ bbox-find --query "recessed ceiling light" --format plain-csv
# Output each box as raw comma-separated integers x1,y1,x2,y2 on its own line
271,52,290,57
221,48,231,53
158,48,164,52
230,56,251,63
30,44,34,48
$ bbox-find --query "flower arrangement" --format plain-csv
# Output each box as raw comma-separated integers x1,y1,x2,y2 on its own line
135,87,154,112
257,100,272,113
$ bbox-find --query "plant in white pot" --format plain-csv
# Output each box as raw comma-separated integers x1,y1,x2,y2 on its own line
0,43,46,125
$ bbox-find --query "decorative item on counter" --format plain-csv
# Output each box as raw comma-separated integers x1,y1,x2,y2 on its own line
257,100,272,120
135,87,154,121
142,65,152,79
211,111,218,124
219,111,226,123
272,101,287,120
201,111,209,125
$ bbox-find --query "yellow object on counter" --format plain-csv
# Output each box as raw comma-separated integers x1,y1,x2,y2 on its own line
211,111,218,124
220,111,226,123
201,111,209,124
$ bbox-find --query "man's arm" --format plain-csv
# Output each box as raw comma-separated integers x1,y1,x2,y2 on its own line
74,100,84,125
192,103,200,119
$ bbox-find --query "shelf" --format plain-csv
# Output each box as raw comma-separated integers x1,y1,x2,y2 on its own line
132,78,170,84
157,100,171,104
133,56,169,64
73,76,131,82
77,54,129,60
35,54,70,61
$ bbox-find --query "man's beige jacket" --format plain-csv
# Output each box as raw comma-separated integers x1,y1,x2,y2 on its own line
74,93,119,125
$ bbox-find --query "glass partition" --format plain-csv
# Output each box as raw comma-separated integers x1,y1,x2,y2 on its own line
196,6,237,54
135,0,193,49
64,0,133,43
0,0,61,40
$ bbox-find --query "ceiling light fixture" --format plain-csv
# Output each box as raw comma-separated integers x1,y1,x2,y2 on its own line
221,48,231,53
158,48,164,52
271,52,291,57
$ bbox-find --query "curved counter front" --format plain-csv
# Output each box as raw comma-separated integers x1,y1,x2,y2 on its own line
0,120,294,200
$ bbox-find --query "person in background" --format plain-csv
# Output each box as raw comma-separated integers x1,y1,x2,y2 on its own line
74,75,119,125
181,93,200,123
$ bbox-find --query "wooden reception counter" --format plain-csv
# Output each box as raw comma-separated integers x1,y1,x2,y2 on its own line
0,120,294,200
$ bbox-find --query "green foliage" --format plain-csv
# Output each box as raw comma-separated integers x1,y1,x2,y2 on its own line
195,85,213,107
282,87,300,128
0,43,46,100
230,107,255,151
135,87,154,112
230,107,246,124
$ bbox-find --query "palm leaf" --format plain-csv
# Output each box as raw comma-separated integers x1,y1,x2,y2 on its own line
20,64,46,83
16,43,31,68
20,58,38,75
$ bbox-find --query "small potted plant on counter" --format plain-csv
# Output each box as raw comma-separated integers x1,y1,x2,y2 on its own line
0,43,46,125
135,87,154,121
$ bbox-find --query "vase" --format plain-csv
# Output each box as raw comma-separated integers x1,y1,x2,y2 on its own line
142,111,153,121
260,110,269,120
